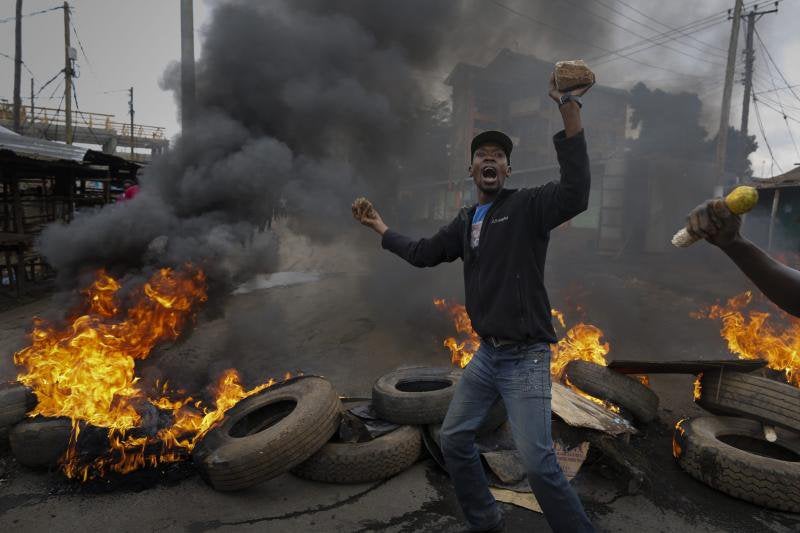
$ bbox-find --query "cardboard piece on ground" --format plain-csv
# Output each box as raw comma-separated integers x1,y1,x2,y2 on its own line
551,382,637,436
491,488,542,513
487,441,589,513
483,442,589,486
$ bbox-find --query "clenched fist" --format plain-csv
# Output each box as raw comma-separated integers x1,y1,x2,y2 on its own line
685,199,742,248
352,197,388,235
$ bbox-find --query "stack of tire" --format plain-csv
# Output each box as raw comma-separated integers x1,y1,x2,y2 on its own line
193,369,476,490
1,369,499,491
675,370,800,513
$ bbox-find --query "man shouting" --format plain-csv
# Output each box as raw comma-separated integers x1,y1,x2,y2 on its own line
353,72,595,533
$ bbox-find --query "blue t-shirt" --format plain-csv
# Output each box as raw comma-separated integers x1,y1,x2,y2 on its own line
471,202,492,248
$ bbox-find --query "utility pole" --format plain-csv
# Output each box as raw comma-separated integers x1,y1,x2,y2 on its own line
63,1,73,144
180,0,196,131
29,78,34,130
714,0,745,192
740,3,779,138
129,87,135,159
13,0,22,132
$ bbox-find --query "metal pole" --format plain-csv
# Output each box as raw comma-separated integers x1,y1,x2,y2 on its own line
180,0,196,131
63,1,73,144
29,77,34,130
13,0,22,132
740,5,777,140
714,0,744,192
740,11,756,138
129,87,135,159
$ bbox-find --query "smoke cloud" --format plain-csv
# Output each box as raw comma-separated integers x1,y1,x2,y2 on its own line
31,0,744,371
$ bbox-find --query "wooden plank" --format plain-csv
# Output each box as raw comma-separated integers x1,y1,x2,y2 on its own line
551,382,637,436
607,359,766,375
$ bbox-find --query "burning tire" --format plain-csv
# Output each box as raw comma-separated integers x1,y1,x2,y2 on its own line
673,416,800,512
193,376,341,491
292,424,422,484
10,416,72,468
564,360,659,423
697,370,800,432
372,367,461,425
0,383,37,430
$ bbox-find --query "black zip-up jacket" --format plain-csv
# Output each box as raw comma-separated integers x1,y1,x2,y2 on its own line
382,130,590,344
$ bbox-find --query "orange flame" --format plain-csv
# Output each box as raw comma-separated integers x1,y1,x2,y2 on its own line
433,299,617,411
693,291,800,387
550,322,610,379
673,419,686,459
693,373,702,400
13,266,290,481
433,299,480,367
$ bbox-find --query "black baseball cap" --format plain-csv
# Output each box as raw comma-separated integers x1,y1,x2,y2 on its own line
470,130,513,162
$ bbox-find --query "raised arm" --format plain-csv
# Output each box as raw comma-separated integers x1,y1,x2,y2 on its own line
530,73,592,231
352,198,463,268
687,199,800,317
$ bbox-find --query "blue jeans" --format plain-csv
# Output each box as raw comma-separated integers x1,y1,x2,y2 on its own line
440,342,595,532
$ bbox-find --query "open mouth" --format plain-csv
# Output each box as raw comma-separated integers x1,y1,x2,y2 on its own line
481,167,497,179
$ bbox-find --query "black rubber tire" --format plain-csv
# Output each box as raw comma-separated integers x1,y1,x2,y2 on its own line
292,424,422,484
193,376,341,491
564,361,659,423
697,370,800,432
0,383,37,430
372,367,461,425
673,416,800,512
10,416,72,468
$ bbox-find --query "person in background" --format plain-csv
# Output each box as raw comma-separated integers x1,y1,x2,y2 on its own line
685,199,800,317
119,179,140,202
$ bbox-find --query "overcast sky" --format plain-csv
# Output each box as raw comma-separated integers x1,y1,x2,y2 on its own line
1,0,798,178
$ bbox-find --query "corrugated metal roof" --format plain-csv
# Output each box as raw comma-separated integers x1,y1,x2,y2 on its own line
0,125,88,162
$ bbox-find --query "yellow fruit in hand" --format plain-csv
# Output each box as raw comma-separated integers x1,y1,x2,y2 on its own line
724,186,758,215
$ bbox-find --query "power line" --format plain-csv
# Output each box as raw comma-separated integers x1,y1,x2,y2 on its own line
755,33,800,161
489,0,709,79
0,50,35,79
602,0,729,54
71,82,103,145
589,0,759,62
755,96,800,125
757,94,800,114
591,17,731,68
70,17,93,74
752,95,783,176
755,83,800,96
562,0,726,66
754,26,800,105
0,5,62,24
42,90,65,140
33,68,64,99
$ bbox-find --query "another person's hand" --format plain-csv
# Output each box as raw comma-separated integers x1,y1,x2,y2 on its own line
686,199,742,248
352,197,388,235
548,71,594,104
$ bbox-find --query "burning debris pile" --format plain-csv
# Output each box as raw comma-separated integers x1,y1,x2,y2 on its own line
692,291,800,386
433,297,800,512
675,294,800,512
433,298,631,416
4,267,288,481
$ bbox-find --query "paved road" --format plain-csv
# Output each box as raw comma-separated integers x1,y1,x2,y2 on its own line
1,227,799,532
